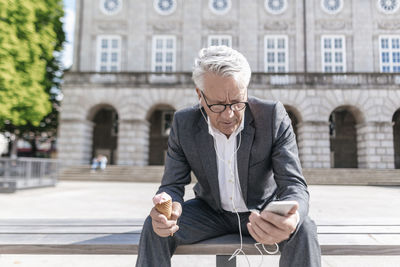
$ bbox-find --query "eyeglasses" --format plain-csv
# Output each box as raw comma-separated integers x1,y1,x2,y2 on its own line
200,90,247,113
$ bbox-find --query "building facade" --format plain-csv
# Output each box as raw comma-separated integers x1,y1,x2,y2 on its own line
58,0,400,169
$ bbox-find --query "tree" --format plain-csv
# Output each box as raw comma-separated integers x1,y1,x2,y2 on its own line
0,0,65,157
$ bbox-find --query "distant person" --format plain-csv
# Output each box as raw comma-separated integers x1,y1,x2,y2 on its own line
99,154,108,170
91,154,107,172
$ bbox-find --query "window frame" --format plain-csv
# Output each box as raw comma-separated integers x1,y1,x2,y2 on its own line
208,0,232,15
151,35,176,73
264,35,289,73
376,0,400,14
264,0,287,15
100,0,123,15
321,0,343,15
321,35,346,73
153,0,177,16
96,35,122,72
207,35,232,47
379,35,400,73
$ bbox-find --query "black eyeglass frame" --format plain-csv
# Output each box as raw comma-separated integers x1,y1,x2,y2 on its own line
200,90,248,113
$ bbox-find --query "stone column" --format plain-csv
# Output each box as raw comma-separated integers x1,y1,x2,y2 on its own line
117,119,150,165
297,121,331,168
356,122,395,169
57,119,94,166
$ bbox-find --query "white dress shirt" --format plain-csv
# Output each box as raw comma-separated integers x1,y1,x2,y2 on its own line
207,115,248,212
206,114,300,227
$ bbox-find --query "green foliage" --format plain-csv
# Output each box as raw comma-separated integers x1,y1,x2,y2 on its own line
0,0,65,141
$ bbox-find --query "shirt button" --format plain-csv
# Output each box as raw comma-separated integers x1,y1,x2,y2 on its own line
230,197,232,200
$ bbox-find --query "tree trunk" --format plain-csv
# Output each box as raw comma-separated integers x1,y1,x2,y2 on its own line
29,138,37,157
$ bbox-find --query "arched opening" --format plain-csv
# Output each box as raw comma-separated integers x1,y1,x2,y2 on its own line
329,106,359,168
393,109,400,169
284,105,301,145
147,105,176,165
90,105,119,165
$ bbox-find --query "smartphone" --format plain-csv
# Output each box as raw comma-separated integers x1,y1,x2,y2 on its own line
263,200,298,216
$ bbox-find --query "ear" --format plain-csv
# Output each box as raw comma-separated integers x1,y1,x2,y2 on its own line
195,88,202,102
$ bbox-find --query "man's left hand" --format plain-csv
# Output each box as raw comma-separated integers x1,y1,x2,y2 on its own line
247,204,298,245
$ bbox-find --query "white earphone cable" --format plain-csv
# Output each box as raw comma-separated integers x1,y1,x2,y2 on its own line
199,104,279,267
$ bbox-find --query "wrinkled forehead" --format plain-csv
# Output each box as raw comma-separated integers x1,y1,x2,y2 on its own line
230,86,247,98
203,74,247,100
205,71,247,88
221,72,247,91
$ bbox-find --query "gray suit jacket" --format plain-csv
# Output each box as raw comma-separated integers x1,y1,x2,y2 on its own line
157,96,309,226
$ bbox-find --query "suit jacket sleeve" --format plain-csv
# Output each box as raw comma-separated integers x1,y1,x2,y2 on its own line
271,102,309,227
156,112,191,204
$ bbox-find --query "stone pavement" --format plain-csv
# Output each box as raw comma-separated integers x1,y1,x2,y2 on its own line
0,181,400,266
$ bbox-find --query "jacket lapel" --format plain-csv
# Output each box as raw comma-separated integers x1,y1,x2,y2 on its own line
195,112,221,210
237,107,255,204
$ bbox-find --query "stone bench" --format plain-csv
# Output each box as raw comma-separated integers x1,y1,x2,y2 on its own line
1,219,400,267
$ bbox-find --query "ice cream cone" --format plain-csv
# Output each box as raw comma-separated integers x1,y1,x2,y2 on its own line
153,192,173,220
155,199,172,220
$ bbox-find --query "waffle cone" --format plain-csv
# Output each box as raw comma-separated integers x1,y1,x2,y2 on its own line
155,199,172,220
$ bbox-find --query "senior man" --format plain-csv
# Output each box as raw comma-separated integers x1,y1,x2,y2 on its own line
136,46,321,267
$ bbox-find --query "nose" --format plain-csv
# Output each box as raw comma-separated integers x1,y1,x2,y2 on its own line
220,106,234,120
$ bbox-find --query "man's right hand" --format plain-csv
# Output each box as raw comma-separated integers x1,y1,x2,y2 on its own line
150,201,182,237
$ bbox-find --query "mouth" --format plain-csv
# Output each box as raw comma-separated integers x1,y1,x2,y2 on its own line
220,121,236,128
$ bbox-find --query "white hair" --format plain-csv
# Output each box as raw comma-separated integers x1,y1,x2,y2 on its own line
192,46,251,91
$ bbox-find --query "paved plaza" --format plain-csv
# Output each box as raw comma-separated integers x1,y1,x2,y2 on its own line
0,181,400,266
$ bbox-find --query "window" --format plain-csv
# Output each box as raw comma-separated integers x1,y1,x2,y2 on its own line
152,36,176,72
377,0,400,14
379,36,400,72
161,111,174,136
209,0,231,15
264,35,288,72
265,0,287,15
96,35,121,72
321,0,343,14
208,35,232,47
100,0,123,15
321,35,346,72
154,0,176,15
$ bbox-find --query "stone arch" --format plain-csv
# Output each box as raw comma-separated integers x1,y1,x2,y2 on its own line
133,88,188,121
87,103,119,165
283,104,303,144
127,88,196,165
146,103,176,165
87,103,118,121
393,109,400,169
329,105,363,168
319,90,367,125
69,88,128,122
377,90,400,123
145,102,177,122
